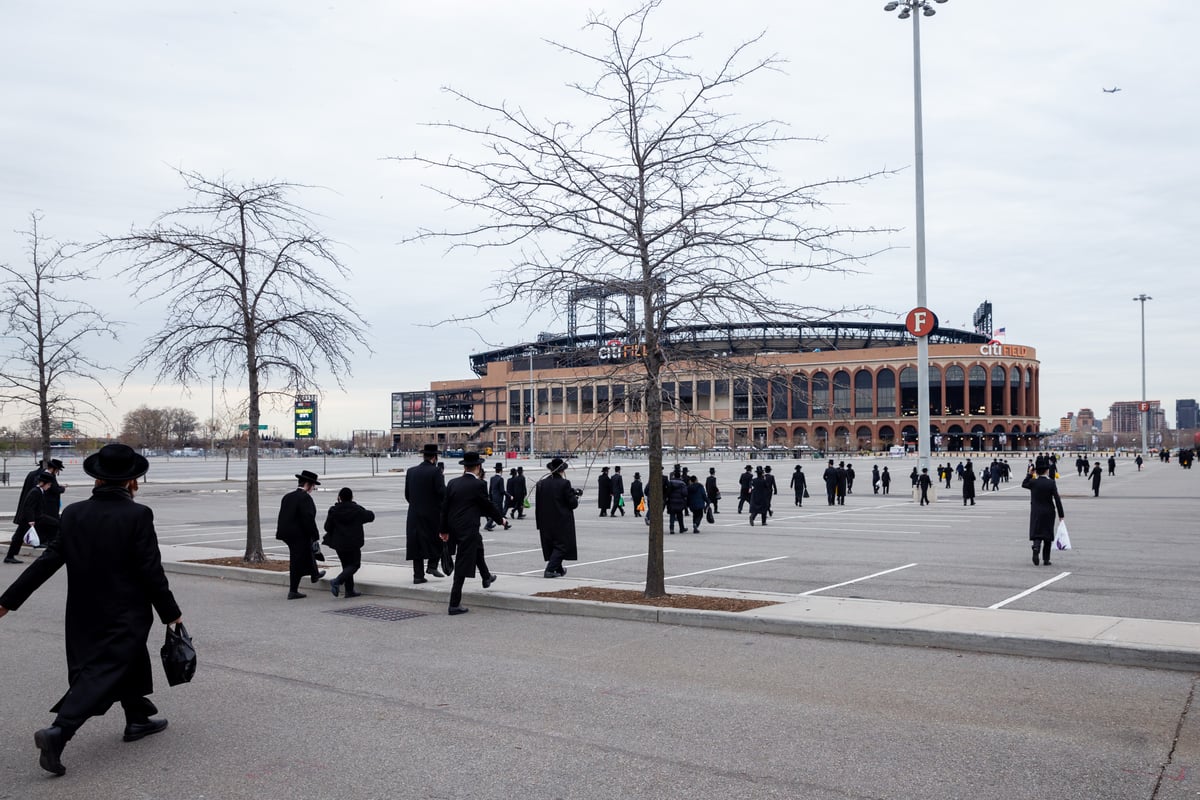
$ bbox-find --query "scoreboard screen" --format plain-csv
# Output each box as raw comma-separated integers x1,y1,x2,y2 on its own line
294,396,317,439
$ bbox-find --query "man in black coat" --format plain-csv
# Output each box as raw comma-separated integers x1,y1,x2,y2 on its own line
511,466,528,519
822,460,838,506
405,444,446,584
0,444,182,777
609,465,625,516
439,452,507,615
630,472,645,518
705,467,720,514
276,469,326,599
763,465,778,517
536,458,580,577
486,463,507,531
597,467,612,516
6,459,67,563
737,465,753,513
1023,458,1065,565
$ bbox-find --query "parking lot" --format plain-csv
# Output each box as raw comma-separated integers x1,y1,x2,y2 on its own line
47,452,1192,625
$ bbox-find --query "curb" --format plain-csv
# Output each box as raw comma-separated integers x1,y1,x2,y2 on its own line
162,561,1200,673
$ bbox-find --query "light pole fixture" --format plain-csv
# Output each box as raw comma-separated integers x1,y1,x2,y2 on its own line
884,0,948,473
525,347,536,458
1132,294,1152,459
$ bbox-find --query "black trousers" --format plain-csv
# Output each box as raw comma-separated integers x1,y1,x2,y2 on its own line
450,547,491,608
610,495,625,515
5,526,23,560
919,487,930,505
1033,539,1052,562
333,546,361,592
412,552,440,580
668,509,684,532
546,545,566,575
825,486,835,505
286,538,320,593
691,509,703,530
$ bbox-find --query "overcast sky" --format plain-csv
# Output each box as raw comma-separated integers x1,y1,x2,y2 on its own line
1,1,1196,439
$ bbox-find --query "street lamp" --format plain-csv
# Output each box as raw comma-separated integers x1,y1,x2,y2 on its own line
883,0,948,475
525,346,536,458
1133,294,1151,459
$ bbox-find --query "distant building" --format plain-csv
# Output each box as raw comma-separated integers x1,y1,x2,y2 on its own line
1108,400,1165,434
1058,411,1074,433
1178,399,1198,430
1077,408,1096,432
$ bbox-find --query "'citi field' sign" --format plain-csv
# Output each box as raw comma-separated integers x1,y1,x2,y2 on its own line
598,340,647,360
979,342,1030,357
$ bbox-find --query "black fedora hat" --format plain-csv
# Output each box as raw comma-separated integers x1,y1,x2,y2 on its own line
295,470,321,486
546,457,568,473
83,444,150,482
494,462,504,471
48,459,65,470
36,471,55,484
459,451,485,468
421,444,440,456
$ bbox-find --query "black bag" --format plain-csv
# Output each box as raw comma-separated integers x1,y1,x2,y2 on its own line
803,489,810,499
312,539,326,562
160,622,197,687
705,507,715,524
440,541,454,576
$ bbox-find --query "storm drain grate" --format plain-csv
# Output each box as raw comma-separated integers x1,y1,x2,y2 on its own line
327,604,428,622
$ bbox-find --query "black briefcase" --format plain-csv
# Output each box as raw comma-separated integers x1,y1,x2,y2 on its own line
160,622,197,687
440,542,454,576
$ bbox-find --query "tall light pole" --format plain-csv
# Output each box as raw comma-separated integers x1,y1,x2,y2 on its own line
1133,294,1151,458
525,347,536,458
884,0,947,474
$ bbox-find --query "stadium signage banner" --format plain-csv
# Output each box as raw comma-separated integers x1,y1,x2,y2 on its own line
979,343,1029,357
598,340,647,361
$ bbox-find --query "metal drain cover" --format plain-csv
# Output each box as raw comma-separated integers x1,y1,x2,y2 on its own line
327,604,427,622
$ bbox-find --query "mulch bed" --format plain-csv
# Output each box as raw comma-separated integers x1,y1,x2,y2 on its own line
183,556,291,572
535,587,779,613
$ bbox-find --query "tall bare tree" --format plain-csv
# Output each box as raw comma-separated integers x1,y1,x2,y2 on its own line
102,171,369,562
400,1,890,596
0,212,118,464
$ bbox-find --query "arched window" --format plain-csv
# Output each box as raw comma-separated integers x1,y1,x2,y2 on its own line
945,365,965,416
856,426,873,449
968,365,986,415
878,425,895,445
991,365,1006,416
854,370,874,416
811,372,830,417
772,426,789,444
835,426,851,447
790,373,809,420
1010,367,1022,416
813,426,829,447
876,368,896,415
900,367,918,417
928,365,942,416
833,370,851,415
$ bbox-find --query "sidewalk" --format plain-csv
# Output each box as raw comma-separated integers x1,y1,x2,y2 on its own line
154,543,1200,673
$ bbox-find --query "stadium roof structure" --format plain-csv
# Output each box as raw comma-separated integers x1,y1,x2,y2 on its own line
469,320,990,377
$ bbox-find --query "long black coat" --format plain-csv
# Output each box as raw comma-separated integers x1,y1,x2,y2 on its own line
597,473,612,510
441,473,504,579
17,486,60,540
610,473,625,497
510,474,528,504
1090,466,1102,493
1022,474,1064,541
489,473,508,512
630,478,644,503
405,461,445,561
535,475,578,561
789,469,807,498
322,501,376,551
962,468,976,500
738,470,753,500
13,467,64,524
749,476,771,514
705,475,719,502
275,488,318,544
0,486,181,715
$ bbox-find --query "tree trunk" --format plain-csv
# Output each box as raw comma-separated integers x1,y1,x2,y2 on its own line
643,295,666,597
243,348,265,563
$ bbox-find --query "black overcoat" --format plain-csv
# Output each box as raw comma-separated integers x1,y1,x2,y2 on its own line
1022,474,1064,541
441,473,504,579
489,473,507,508
962,469,976,500
749,476,771,514
738,470,753,500
610,473,625,497
322,501,376,551
705,475,719,502
1090,466,1102,493
789,469,807,498
275,488,318,544
17,486,60,539
0,486,181,715
597,473,612,510
13,467,64,524
630,479,644,503
535,475,578,561
404,461,445,561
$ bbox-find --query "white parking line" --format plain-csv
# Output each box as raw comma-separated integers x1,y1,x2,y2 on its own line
988,572,1071,609
487,548,544,558
517,550,675,576
799,563,919,596
361,547,408,555
666,556,788,580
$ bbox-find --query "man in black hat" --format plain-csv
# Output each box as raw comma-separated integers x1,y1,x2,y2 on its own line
536,457,580,577
0,443,182,777
439,452,508,615
406,444,446,584
7,472,59,558
511,466,528,519
275,469,326,599
8,459,67,563
485,462,507,531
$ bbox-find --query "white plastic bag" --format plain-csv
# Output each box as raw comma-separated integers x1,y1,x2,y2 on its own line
23,526,40,547
1054,519,1071,551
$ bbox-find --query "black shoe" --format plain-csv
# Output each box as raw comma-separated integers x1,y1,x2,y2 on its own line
448,606,469,615
413,577,428,585
1043,560,1052,567
749,519,754,526
482,573,498,589
1032,552,1039,566
558,567,566,576
287,591,306,599
34,726,66,776
310,570,326,584
123,718,168,742
329,578,341,597
484,524,494,531
428,568,445,578
543,570,559,578
344,590,362,598
599,510,607,517
3,557,22,564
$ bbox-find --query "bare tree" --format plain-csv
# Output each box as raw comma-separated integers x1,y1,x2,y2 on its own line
399,2,890,596
0,212,118,465
120,405,170,449
101,171,369,562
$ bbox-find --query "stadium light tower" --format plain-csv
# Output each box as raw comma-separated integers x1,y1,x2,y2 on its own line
884,0,947,474
1133,294,1151,459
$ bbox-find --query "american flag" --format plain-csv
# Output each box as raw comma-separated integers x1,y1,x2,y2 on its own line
995,327,1006,340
